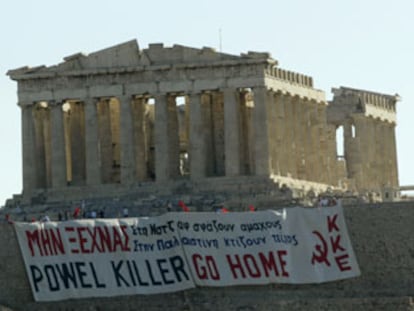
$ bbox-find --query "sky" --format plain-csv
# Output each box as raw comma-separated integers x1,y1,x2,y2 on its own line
0,0,413,204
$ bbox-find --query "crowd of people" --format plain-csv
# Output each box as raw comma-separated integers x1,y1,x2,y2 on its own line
2,196,339,224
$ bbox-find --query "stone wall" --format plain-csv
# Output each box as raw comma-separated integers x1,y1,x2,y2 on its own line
1,203,413,310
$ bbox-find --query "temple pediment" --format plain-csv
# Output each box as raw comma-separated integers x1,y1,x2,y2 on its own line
64,39,141,69
8,39,273,79
142,43,242,65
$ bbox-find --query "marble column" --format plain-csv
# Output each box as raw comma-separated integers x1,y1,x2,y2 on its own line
388,123,399,187
269,92,279,176
201,93,215,177
346,118,362,190
212,92,225,176
362,117,376,190
132,97,147,181
223,88,241,176
84,98,101,185
327,123,338,186
50,101,67,188
70,102,86,185
119,95,135,185
381,122,391,187
43,109,52,188
21,104,37,194
253,86,271,176
285,96,297,178
383,119,391,183
189,92,206,179
97,99,113,184
274,94,284,176
33,104,48,188
167,95,180,179
154,93,169,181
306,101,318,182
318,104,332,184
343,121,354,180
238,91,252,175
294,97,305,179
367,118,377,189
381,123,390,186
353,116,367,190
276,94,288,177
302,101,312,181
382,122,393,187
373,119,382,189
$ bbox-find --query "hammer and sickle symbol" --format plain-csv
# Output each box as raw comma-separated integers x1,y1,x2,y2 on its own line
311,230,331,266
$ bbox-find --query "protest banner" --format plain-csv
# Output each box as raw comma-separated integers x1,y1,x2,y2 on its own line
14,204,360,301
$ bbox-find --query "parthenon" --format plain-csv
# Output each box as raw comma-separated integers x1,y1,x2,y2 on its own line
7,39,400,203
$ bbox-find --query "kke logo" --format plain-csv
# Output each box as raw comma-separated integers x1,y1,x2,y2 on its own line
311,213,352,272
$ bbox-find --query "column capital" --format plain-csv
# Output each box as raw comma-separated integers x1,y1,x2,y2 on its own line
18,100,34,108
83,97,101,106
252,85,267,90
99,97,112,103
48,100,65,108
188,90,204,96
220,87,247,97
117,94,134,102
290,94,302,104
152,92,168,100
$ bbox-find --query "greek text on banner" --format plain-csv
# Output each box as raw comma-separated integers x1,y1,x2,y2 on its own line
14,204,360,302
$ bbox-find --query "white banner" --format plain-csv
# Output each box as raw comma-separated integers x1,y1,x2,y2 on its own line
14,204,360,302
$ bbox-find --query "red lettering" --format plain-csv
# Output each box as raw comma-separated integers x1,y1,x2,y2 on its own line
327,214,339,233
26,230,42,257
109,226,130,252
257,251,289,277
192,254,206,279
65,227,80,254
40,229,52,256
77,227,90,254
335,254,352,271
227,251,290,280
120,225,131,251
206,256,220,280
25,228,65,257
112,227,123,252
88,227,102,253
330,235,345,253
50,228,65,256
97,226,111,252
192,254,220,280
243,254,261,278
226,254,246,279
277,250,289,277
66,225,130,254
259,251,279,277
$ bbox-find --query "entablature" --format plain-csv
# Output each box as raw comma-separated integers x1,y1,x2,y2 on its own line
330,86,399,124
265,76,326,104
332,86,400,112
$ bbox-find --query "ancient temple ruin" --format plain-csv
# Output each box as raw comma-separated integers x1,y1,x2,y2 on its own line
7,39,400,203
